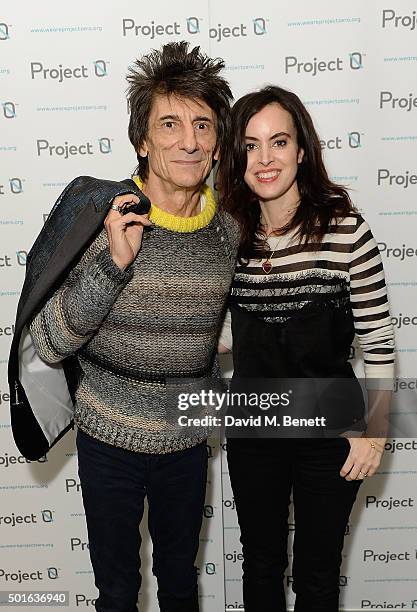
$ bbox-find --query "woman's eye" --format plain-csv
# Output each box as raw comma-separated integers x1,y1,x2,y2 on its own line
245,143,256,151
273,140,286,147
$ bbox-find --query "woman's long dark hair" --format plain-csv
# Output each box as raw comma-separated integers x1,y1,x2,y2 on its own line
218,86,356,262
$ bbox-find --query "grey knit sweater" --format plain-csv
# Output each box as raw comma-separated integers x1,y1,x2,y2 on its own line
29,208,239,453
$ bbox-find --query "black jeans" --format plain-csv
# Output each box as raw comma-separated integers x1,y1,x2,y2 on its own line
76,429,208,612
226,437,361,612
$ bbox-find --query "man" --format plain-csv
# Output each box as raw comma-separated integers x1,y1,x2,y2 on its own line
13,42,238,611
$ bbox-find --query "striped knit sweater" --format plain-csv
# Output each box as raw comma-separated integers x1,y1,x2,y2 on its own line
220,214,395,386
29,188,240,453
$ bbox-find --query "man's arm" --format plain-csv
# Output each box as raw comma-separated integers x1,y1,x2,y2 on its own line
29,244,133,363
29,191,152,364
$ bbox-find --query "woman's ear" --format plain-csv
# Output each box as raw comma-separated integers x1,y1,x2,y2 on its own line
297,148,304,164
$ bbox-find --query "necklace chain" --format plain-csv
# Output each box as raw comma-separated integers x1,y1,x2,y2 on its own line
259,200,299,274
262,233,283,275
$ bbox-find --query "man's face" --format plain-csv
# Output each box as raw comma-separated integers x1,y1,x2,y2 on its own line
139,94,219,190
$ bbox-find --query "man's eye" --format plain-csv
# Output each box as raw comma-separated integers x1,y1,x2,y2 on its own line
163,121,174,128
196,123,208,130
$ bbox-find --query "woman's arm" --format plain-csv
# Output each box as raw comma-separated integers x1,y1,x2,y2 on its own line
340,215,395,480
218,309,232,354
348,215,395,386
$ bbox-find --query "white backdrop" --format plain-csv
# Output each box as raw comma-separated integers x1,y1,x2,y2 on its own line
1,1,417,610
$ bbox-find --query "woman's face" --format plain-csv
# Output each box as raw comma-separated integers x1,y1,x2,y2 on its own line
243,103,304,206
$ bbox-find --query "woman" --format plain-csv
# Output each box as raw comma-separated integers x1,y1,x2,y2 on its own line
218,86,395,611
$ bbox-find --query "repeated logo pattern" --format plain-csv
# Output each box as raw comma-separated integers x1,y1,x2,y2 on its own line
0,4,416,611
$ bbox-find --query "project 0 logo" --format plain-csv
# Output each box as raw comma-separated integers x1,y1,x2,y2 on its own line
0,251,27,268
224,550,243,564
65,478,81,493
203,504,214,518
285,52,364,76
0,567,60,583
0,177,24,194
394,379,417,394
363,548,413,563
208,17,268,42
0,323,15,336
377,169,417,188
0,452,47,467
380,91,417,112
382,9,417,30
361,599,417,608
36,137,112,158
0,22,10,40
287,521,350,535
0,389,10,405
2,101,16,118
286,575,349,587
0,251,28,267
320,131,363,150
207,563,216,575
391,313,417,329
70,537,89,552
366,495,414,510
385,438,417,454
197,562,216,575
30,59,109,82
0,509,54,527
378,242,417,261
122,16,268,41
75,594,97,607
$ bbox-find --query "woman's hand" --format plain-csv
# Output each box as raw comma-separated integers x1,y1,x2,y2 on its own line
340,437,385,481
218,342,231,354
104,194,152,270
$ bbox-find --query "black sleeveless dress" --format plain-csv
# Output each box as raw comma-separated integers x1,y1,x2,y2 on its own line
228,295,366,437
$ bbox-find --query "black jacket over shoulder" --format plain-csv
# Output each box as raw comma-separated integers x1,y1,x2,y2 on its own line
7,176,149,460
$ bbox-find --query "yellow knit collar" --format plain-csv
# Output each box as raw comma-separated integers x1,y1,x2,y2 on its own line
133,176,216,233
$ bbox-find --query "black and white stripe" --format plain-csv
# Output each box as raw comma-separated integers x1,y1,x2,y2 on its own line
222,214,395,381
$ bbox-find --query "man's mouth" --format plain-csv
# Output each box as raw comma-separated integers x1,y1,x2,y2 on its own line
173,160,202,165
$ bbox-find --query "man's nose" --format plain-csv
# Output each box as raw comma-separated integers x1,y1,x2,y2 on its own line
179,125,198,153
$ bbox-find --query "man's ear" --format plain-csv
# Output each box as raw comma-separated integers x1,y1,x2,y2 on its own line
297,148,304,164
139,140,148,157
213,145,220,162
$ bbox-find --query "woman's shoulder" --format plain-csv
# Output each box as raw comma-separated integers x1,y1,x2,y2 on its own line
332,211,371,234
328,212,379,253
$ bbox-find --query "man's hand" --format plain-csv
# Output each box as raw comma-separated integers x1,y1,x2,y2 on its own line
104,194,152,270
340,437,385,481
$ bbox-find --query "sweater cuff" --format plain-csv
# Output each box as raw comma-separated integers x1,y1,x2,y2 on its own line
365,363,395,390
88,248,133,291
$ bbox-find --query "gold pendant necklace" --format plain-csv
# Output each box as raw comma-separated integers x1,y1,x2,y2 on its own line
260,203,298,274
262,234,282,274
262,253,275,274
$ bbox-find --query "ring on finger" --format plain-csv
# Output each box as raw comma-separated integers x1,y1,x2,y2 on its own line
359,470,368,478
110,204,123,213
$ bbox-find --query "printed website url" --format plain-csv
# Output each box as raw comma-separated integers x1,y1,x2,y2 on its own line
30,25,102,33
